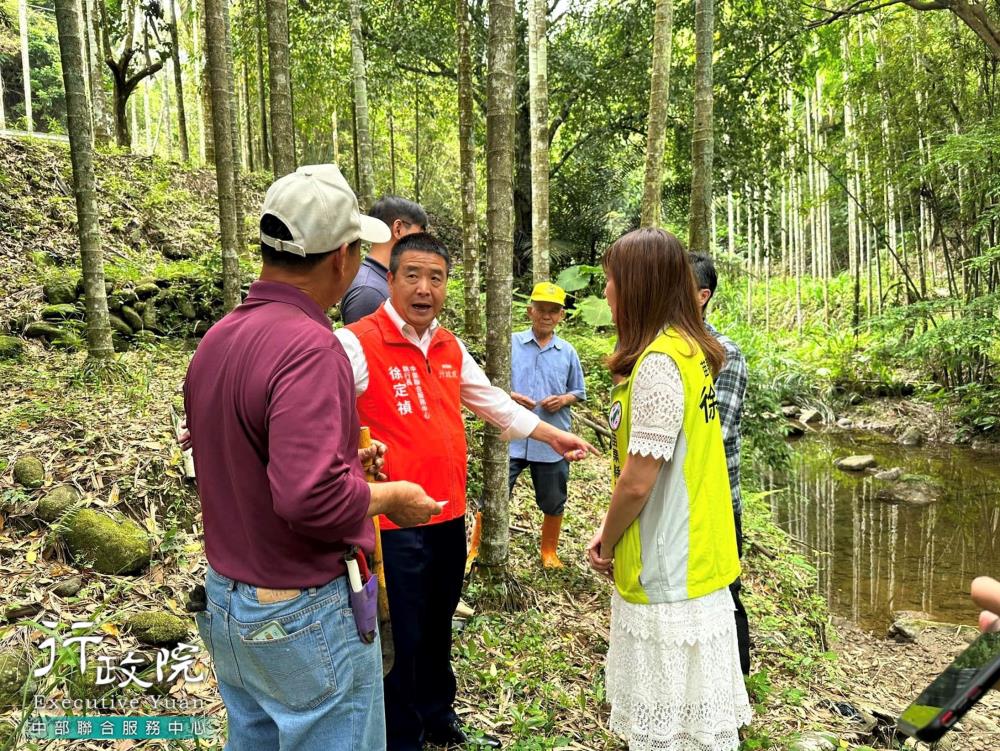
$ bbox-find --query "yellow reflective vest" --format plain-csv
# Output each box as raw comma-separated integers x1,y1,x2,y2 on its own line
609,328,740,604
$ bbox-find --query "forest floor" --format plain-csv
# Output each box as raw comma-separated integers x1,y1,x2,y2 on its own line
1,344,997,750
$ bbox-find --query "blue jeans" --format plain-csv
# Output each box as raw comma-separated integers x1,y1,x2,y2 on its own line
195,566,385,750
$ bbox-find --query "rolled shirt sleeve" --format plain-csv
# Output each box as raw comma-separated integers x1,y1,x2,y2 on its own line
265,345,371,542
334,327,369,396
458,340,541,440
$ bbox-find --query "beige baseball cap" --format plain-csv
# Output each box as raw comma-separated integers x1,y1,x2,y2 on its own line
259,164,391,256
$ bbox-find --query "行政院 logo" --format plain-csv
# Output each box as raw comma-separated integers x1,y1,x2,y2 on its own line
608,401,622,431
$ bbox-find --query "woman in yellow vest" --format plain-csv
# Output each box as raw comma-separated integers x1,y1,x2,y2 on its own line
587,227,752,750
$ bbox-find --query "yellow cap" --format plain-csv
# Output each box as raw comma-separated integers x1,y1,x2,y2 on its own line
529,282,566,306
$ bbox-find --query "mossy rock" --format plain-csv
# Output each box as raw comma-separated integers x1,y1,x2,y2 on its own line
0,335,24,360
13,455,45,488
107,290,138,312
43,280,78,305
162,244,193,260
120,305,144,331
141,304,160,332
787,732,838,751
108,313,133,336
173,297,197,320
75,277,115,297
41,303,81,321
23,321,63,341
36,484,81,522
126,612,190,646
64,661,112,700
112,334,131,353
134,282,161,300
62,509,151,575
51,576,83,598
0,651,32,708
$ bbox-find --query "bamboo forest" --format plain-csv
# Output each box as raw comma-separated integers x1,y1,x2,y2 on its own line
1,0,999,749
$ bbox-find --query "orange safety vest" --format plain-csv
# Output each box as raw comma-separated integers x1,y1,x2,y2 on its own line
347,307,468,530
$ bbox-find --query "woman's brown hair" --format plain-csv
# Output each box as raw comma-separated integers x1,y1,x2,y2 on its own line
603,227,725,378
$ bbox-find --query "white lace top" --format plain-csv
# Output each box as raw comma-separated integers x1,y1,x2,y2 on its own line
629,353,684,461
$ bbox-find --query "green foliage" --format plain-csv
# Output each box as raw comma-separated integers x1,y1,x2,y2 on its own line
0,0,64,132
572,296,613,329
554,264,601,293
952,383,1000,436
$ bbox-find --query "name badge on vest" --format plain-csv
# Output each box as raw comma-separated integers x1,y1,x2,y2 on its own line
438,363,459,379
389,364,430,419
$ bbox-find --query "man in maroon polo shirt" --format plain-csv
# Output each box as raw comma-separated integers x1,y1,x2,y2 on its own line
184,164,441,751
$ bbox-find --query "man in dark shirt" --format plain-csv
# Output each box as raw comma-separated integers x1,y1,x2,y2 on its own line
690,251,751,675
340,196,427,324
185,165,441,751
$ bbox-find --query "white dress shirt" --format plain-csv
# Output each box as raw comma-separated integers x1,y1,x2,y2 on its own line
335,302,541,441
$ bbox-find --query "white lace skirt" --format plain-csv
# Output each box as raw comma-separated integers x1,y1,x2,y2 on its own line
606,587,753,751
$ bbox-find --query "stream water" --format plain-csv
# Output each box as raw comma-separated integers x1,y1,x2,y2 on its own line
764,432,1000,632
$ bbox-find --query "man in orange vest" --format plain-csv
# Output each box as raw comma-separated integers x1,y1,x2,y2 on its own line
335,232,596,751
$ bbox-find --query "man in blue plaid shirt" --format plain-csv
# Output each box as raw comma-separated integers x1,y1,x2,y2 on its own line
690,252,751,675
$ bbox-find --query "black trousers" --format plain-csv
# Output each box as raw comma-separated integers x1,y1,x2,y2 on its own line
508,457,570,516
731,511,751,675
381,517,466,751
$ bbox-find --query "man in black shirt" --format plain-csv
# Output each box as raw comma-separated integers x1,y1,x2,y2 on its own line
340,196,427,324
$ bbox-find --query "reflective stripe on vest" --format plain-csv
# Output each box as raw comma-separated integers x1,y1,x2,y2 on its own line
608,328,740,604
347,308,468,530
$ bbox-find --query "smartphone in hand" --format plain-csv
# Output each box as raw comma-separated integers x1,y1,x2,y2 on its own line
897,621,1000,743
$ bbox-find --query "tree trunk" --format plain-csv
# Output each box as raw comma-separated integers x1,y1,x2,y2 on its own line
482,0,516,570
348,0,375,207
80,0,94,110
414,82,421,202
331,106,339,164
193,0,205,162
204,0,241,310
154,57,171,156
221,0,245,253
266,0,295,176
53,0,114,359
527,0,549,282
243,59,255,171
0,67,6,128
80,0,92,126
688,0,714,253
255,0,270,171
201,47,215,163
86,0,112,144
19,0,33,131
143,68,152,152
456,0,481,342
130,93,138,149
389,110,397,193
351,87,360,187
640,0,672,227
166,0,190,161
727,183,735,255
114,86,132,148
